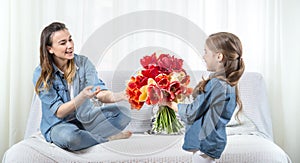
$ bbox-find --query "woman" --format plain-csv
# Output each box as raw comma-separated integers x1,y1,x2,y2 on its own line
33,22,131,151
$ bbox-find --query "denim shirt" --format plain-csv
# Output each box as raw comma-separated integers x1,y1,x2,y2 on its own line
178,78,236,159
32,54,108,142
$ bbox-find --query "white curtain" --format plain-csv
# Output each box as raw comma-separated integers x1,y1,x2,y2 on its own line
0,0,41,157
1,0,299,162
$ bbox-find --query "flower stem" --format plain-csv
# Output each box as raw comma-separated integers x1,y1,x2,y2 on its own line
152,105,183,134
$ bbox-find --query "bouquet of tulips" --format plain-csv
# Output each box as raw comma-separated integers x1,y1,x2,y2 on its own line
126,52,192,134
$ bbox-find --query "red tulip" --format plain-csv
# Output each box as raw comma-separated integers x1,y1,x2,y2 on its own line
141,65,160,79
155,74,170,89
146,84,162,105
140,52,157,69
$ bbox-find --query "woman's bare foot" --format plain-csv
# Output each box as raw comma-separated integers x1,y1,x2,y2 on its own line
108,131,132,141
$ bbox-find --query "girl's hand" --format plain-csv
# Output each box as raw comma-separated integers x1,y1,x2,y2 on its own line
160,101,172,108
168,102,179,112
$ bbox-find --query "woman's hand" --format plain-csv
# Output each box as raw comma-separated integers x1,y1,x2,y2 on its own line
118,90,129,101
74,86,100,107
56,85,100,118
96,90,128,103
80,85,101,99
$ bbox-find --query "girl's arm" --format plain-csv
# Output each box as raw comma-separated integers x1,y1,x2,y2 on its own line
176,78,226,124
176,95,207,124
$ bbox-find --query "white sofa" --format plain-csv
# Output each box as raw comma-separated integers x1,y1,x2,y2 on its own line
2,71,292,163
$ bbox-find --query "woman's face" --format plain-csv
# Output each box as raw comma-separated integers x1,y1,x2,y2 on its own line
47,29,74,65
203,44,219,72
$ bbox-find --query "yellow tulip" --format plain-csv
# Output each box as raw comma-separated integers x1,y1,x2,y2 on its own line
139,78,157,101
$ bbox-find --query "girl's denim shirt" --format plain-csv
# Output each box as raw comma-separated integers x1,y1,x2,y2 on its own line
178,78,236,159
32,54,108,142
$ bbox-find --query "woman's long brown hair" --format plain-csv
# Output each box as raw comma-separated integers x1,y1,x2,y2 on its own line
193,32,245,122
35,22,75,93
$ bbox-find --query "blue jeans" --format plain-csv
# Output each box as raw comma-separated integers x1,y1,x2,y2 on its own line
50,104,131,151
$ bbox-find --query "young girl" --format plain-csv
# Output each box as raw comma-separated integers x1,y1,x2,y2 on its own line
167,32,245,162
33,22,132,151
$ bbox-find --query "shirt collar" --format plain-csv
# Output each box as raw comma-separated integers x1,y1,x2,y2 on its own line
52,60,79,75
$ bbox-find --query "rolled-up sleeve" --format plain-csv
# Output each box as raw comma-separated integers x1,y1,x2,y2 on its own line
38,87,64,115
32,67,63,116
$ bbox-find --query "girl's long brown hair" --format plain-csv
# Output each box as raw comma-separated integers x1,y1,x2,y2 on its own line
35,22,75,93
193,32,245,122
